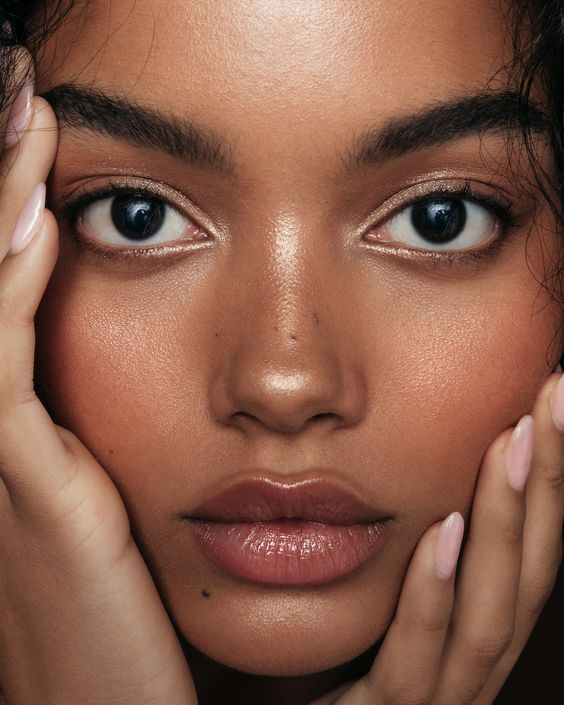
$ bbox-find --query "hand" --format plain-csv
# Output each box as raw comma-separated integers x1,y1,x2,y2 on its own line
0,51,197,705
311,372,564,705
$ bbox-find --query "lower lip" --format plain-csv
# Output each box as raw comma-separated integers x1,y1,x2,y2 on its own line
189,519,390,586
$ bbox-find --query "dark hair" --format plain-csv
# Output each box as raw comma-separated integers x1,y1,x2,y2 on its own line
510,1,563,299
0,0,70,112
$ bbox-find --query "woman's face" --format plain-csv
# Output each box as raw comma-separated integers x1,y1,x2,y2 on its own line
34,0,561,677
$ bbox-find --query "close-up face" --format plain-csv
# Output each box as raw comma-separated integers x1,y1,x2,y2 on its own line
31,0,561,678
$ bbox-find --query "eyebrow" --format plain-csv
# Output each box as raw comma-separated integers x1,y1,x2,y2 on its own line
43,84,235,174
344,90,548,169
43,85,547,175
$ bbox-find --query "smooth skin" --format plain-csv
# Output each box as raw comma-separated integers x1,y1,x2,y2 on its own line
0,0,563,703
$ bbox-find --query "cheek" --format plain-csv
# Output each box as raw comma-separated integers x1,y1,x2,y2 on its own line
34,268,200,492
350,256,560,530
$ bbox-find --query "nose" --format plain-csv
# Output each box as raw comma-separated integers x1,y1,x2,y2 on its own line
209,230,366,436
212,342,366,435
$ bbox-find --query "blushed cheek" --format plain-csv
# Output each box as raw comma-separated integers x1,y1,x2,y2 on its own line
358,260,562,527
402,303,559,509
34,275,187,473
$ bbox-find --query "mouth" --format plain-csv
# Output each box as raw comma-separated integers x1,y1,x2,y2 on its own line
181,475,394,586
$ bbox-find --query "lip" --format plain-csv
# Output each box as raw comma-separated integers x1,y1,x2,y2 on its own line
182,474,394,586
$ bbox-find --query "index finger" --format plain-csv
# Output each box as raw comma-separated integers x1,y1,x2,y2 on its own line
0,46,33,153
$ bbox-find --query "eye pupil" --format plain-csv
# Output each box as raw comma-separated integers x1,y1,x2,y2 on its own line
410,197,467,243
111,195,166,240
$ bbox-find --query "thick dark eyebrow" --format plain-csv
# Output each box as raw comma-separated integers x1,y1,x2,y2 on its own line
43,85,547,176
42,84,235,174
344,90,548,169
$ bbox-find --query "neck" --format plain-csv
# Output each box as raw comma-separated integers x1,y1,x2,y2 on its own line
180,638,380,705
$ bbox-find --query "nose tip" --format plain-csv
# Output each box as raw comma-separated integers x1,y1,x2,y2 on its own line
233,368,340,434
211,354,366,436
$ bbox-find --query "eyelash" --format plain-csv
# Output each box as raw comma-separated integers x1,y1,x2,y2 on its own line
57,181,201,259
364,182,519,268
57,179,519,266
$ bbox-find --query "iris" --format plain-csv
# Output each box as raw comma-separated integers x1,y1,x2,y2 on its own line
410,197,467,243
111,195,166,241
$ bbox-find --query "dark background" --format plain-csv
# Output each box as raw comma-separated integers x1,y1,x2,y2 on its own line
496,561,562,704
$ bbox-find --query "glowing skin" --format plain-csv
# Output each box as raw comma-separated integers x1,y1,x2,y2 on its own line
30,0,561,695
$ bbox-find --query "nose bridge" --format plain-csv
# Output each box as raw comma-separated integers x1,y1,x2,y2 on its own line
231,210,329,350
261,213,316,340
209,212,366,435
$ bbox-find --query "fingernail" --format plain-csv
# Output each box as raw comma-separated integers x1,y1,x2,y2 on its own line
4,79,34,149
434,511,464,580
10,183,46,255
549,375,564,432
504,415,534,492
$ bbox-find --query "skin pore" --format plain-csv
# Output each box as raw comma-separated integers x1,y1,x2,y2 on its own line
26,0,561,700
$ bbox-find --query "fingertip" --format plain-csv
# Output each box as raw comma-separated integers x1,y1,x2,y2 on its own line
504,415,534,493
9,182,46,255
0,206,59,319
40,207,60,257
28,96,59,157
482,425,515,466
548,374,564,433
434,512,465,581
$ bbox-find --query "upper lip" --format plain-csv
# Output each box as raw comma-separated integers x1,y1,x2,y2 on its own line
184,473,393,525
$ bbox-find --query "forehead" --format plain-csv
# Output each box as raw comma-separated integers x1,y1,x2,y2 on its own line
39,0,510,107
37,0,515,178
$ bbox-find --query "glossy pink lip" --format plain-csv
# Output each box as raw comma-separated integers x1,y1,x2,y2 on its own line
183,476,394,586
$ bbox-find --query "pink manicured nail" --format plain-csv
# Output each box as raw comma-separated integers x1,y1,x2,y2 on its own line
550,375,564,432
4,80,34,149
504,415,534,492
434,512,464,580
10,184,46,255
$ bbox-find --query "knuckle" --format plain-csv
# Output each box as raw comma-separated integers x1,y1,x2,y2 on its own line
0,381,37,413
521,571,559,619
496,517,524,548
415,608,451,635
466,629,513,670
449,681,484,705
383,682,432,705
536,459,564,492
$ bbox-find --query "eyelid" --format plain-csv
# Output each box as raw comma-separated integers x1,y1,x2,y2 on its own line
361,178,514,231
58,175,220,251
358,179,519,268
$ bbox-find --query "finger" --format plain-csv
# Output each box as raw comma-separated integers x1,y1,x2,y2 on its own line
0,209,73,504
0,93,67,504
474,373,564,704
521,373,564,614
0,94,58,262
0,47,33,153
337,514,464,705
433,418,532,705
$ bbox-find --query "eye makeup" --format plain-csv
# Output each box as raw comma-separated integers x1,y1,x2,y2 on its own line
362,180,521,270
54,177,216,262
53,171,525,272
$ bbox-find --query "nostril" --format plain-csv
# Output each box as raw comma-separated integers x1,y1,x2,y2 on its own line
228,409,340,433
231,411,255,423
310,412,337,423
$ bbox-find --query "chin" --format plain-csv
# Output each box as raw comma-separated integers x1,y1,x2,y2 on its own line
168,572,399,676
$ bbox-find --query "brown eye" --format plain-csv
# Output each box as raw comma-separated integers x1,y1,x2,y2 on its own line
111,195,167,241
410,197,467,244
78,193,207,249
370,197,497,252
